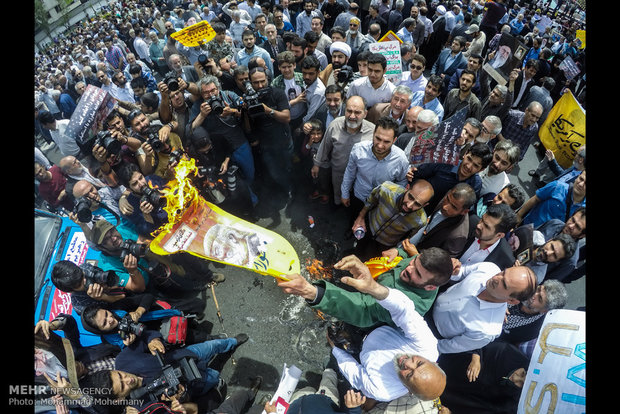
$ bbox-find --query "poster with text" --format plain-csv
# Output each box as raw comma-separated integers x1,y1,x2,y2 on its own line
369,40,402,84
65,85,116,147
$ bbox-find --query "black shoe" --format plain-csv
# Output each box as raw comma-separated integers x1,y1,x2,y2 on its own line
234,333,249,346
528,169,540,178
249,375,263,398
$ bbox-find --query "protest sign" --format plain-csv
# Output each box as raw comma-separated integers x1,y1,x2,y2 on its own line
575,30,586,49
483,33,527,85
65,85,116,147
369,40,402,84
518,309,585,414
170,20,216,47
538,90,585,169
407,106,469,167
378,30,403,43
558,56,580,81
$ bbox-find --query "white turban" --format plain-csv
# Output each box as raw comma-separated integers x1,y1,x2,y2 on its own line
329,41,352,58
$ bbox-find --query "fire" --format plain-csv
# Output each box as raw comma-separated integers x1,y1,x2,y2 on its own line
152,156,201,237
305,258,332,280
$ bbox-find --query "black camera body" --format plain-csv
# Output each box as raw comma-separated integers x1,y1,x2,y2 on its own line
327,321,359,355
80,262,119,290
95,130,122,155
129,351,202,403
337,65,354,83
168,148,185,166
207,95,225,115
145,126,166,152
119,239,148,261
243,81,265,119
74,197,93,223
140,185,164,209
117,314,145,340
163,71,180,92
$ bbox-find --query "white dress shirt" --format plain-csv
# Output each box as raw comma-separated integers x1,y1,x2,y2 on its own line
458,237,500,267
479,167,511,197
346,76,396,109
432,262,506,354
333,288,439,402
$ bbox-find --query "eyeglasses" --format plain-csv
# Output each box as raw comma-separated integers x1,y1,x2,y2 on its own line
410,64,424,70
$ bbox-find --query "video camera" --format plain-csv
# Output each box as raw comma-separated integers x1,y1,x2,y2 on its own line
119,239,148,261
80,262,119,290
117,314,145,340
129,351,202,403
243,81,265,119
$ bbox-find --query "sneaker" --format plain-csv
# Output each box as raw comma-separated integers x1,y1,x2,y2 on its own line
210,272,226,284
234,333,249,346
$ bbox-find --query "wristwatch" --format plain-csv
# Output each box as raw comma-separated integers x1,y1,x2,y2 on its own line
269,109,275,117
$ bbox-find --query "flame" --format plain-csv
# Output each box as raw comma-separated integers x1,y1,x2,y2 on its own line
151,156,200,238
305,258,332,280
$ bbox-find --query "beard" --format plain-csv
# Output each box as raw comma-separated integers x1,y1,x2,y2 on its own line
345,118,362,129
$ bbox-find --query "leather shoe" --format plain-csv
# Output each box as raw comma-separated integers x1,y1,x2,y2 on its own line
234,333,249,346
210,272,226,283
250,376,263,398
528,170,540,178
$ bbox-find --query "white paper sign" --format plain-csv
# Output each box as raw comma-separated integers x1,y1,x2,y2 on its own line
517,309,586,414
369,40,402,84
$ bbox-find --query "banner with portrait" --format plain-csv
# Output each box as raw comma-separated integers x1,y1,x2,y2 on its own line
538,90,585,169
517,309,585,414
482,33,528,86
149,159,300,280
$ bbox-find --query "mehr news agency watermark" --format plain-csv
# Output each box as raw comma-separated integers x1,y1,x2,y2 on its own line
8,384,143,407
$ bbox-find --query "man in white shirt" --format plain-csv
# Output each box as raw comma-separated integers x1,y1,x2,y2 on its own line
478,139,520,198
346,53,395,109
326,255,447,402
398,53,428,95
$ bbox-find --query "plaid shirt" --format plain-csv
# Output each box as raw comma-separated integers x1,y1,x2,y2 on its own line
501,109,539,160
365,181,427,247
105,45,125,70
366,394,440,414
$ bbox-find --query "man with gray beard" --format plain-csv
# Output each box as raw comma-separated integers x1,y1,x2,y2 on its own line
312,95,374,205
324,255,446,403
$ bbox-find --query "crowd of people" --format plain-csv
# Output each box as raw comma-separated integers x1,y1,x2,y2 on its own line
34,0,586,412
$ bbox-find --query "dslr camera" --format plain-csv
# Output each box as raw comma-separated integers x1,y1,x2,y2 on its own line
336,65,354,84
141,185,164,209
145,126,166,152
207,95,225,116
243,81,265,119
117,314,145,340
168,148,185,165
163,71,180,92
95,130,122,156
130,351,202,403
327,321,359,356
119,239,148,261
80,262,119,290
73,197,93,223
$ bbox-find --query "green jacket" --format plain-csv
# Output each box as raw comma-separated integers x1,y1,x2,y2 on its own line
310,253,438,330
271,72,305,90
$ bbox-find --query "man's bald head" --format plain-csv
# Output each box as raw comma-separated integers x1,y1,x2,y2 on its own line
405,105,424,132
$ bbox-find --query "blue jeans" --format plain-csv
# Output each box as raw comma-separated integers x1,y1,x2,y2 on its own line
186,337,238,395
231,141,258,205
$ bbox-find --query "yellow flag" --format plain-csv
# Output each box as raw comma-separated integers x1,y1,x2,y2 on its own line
149,158,299,280
575,30,586,49
538,90,585,169
170,20,216,47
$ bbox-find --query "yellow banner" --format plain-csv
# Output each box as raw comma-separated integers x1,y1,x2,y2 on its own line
149,159,299,280
170,20,216,47
575,30,586,49
538,91,585,169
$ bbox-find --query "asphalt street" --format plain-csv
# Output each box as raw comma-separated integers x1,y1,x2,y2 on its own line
197,132,586,409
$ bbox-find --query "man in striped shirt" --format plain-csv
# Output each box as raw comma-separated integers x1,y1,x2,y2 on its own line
104,36,126,71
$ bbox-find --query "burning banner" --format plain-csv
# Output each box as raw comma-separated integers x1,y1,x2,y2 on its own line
149,158,300,280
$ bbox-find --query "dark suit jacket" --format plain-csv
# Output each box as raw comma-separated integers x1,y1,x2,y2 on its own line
416,211,470,258
366,102,393,124
460,214,515,270
510,71,535,108
431,48,468,78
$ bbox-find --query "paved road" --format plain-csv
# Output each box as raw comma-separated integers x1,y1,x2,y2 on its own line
197,136,585,408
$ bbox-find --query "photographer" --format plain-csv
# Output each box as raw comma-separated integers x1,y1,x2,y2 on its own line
247,66,295,200
319,41,355,92
126,109,185,181
80,329,250,412
117,162,169,237
158,74,196,146
186,127,256,219
188,76,257,199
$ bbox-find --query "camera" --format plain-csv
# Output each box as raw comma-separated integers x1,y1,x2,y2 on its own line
207,95,225,115
80,262,119,290
117,314,145,340
336,65,354,83
243,81,265,119
145,126,166,152
327,321,359,355
196,165,226,204
130,351,202,403
141,185,164,209
119,239,148,261
197,54,215,75
74,197,92,223
168,148,185,166
163,71,180,92
95,130,122,155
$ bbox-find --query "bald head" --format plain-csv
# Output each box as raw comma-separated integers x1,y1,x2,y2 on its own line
402,179,434,213
395,354,446,400
405,105,424,132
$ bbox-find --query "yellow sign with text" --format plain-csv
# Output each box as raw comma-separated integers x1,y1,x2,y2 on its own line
538,91,585,169
170,20,216,47
379,30,403,44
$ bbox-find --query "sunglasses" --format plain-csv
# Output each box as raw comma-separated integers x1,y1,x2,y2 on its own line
410,64,424,70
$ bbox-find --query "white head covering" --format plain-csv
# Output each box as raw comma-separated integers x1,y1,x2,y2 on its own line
329,41,352,58
436,5,446,15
